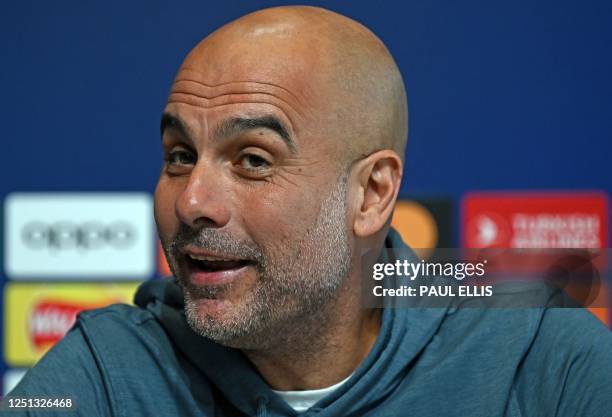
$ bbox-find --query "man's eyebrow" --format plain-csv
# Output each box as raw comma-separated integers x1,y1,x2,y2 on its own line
215,116,296,153
160,113,194,143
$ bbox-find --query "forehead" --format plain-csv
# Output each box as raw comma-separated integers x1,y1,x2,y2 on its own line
167,68,303,133
166,33,338,150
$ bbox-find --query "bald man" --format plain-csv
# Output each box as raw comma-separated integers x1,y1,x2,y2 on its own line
7,6,612,417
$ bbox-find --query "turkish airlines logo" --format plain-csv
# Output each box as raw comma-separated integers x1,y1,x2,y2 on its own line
511,214,600,248
462,193,607,249
22,221,136,250
468,212,602,248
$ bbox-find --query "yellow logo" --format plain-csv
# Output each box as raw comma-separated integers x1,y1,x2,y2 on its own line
4,282,139,366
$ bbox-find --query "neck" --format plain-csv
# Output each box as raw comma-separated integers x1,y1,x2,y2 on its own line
242,285,381,391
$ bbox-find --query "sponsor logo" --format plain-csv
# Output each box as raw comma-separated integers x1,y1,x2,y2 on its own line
391,198,453,259
4,283,138,366
462,192,608,248
4,193,154,279
28,300,117,351
22,221,136,250
461,192,609,327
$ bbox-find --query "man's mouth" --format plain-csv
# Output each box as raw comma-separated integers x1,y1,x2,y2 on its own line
187,254,252,272
183,251,255,286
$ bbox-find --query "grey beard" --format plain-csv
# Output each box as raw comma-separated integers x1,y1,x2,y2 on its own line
176,174,352,350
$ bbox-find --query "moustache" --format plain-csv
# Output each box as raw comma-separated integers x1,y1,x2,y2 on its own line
168,224,263,263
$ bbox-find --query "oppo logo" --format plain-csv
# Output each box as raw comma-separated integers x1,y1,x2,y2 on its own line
21,221,137,250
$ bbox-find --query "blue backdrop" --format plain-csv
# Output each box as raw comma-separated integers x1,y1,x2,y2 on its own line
2,0,611,198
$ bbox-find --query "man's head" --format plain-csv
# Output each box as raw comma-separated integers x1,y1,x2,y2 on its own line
155,6,408,349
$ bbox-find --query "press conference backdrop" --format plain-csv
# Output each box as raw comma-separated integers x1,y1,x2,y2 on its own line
2,0,611,394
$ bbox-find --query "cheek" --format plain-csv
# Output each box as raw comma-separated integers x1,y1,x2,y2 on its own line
240,185,320,247
154,178,180,240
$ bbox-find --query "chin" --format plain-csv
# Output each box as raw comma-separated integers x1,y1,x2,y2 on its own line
184,298,277,350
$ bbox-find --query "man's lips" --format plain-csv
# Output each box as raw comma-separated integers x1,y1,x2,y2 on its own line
181,249,256,286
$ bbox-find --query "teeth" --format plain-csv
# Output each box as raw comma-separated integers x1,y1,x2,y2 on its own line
188,254,238,262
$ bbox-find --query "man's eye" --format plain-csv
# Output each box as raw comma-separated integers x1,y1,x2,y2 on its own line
238,153,271,170
165,149,196,166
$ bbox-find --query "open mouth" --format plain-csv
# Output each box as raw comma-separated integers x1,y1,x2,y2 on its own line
186,254,253,272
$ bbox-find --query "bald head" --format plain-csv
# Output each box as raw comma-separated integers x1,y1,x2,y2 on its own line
173,6,408,168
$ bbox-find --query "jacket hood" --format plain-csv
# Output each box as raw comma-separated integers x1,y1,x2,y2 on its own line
134,229,449,417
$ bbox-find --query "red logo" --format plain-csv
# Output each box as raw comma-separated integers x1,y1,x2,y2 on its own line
463,192,608,248
28,300,109,350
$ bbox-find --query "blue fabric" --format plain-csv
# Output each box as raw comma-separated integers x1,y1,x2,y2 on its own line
8,230,612,416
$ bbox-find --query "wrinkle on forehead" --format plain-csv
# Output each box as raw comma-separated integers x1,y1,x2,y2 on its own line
170,71,306,124
167,76,305,138
174,68,305,107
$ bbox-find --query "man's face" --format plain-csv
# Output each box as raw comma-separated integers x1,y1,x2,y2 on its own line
154,37,353,348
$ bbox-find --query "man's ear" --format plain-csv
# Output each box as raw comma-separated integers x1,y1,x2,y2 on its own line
351,150,403,237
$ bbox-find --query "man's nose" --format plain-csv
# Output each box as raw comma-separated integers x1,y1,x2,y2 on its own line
174,164,230,229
